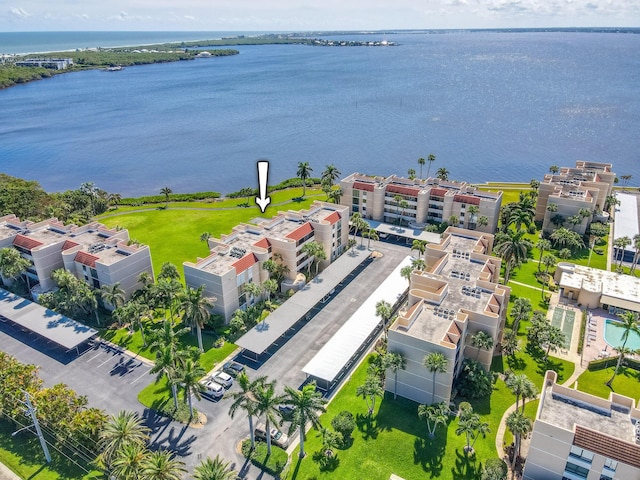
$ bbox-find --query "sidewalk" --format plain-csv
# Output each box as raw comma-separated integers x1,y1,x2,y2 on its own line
0,462,20,480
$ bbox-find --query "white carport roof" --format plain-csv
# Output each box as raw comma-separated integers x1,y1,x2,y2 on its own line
0,289,97,350
613,193,639,251
302,255,412,383
235,247,371,355
364,219,440,243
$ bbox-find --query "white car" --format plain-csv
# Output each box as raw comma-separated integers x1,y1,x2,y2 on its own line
212,371,233,388
201,380,224,400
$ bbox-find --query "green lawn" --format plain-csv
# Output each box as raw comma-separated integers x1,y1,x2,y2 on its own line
575,366,640,402
286,350,573,480
0,421,102,480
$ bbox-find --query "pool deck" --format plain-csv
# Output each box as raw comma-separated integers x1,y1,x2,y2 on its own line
582,308,640,364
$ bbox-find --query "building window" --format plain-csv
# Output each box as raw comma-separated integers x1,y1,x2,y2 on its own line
563,462,589,479
569,446,594,463
603,459,617,471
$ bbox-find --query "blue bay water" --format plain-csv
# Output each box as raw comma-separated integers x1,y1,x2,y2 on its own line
0,31,639,197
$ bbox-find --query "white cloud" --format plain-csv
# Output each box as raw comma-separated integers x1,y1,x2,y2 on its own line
9,6,31,18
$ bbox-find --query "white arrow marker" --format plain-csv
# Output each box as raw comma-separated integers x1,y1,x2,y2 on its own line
255,160,271,213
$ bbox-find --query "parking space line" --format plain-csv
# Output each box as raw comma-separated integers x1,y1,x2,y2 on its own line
97,356,116,368
85,350,105,363
129,370,150,385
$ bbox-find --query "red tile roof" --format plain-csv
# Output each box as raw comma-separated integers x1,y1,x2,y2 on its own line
253,238,271,249
62,240,79,250
286,222,313,241
353,181,375,192
75,251,99,268
386,184,420,197
574,425,640,469
454,194,480,205
13,234,43,251
233,253,258,274
325,211,341,225
430,188,447,197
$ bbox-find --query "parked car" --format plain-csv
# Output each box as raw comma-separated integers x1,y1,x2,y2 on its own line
278,405,294,417
254,422,289,448
212,371,233,388
222,361,245,377
200,380,224,400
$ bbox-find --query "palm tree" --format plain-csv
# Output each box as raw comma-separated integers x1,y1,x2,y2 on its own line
328,187,343,204
98,411,150,470
549,165,559,174
418,402,449,439
407,168,416,179
193,455,238,480
423,352,448,404
200,232,211,244
100,282,126,311
383,351,406,400
261,278,279,303
284,382,327,458
375,299,393,335
297,161,313,197
364,228,379,249
254,380,285,455
400,265,413,285
506,374,537,413
614,236,632,268
180,286,214,352
0,247,31,289
301,241,325,277
411,239,427,259
494,229,533,284
478,215,489,229
110,441,147,480
108,192,122,208
417,157,426,179
141,450,187,480
511,297,532,332
471,331,494,361
350,212,363,242
506,411,532,470
426,154,436,178
150,343,181,410
392,194,403,224
540,254,557,300
228,371,266,450
160,187,172,207
154,277,183,321
501,328,519,359
356,373,384,416
180,358,205,419
436,167,449,180
456,412,490,455
630,234,640,275
467,205,479,229
321,164,341,187
606,311,640,387
535,239,551,272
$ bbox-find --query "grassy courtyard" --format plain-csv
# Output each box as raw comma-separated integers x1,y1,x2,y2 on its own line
575,366,640,402
286,350,573,480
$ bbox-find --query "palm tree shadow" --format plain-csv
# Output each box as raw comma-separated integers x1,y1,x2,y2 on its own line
355,412,379,440
413,430,447,478
451,449,482,479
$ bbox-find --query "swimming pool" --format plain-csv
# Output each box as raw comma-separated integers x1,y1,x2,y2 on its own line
604,319,640,350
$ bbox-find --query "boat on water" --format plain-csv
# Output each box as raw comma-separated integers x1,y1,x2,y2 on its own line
105,65,124,72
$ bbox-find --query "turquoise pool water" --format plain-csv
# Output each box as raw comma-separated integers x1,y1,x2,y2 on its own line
604,319,640,350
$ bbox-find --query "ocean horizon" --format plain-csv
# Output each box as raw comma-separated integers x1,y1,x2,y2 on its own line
1,30,639,197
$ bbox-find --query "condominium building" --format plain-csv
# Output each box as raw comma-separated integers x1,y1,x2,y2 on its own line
339,173,503,233
554,262,640,313
15,58,74,69
0,214,154,307
386,227,510,405
524,370,640,480
535,161,616,235
183,201,349,321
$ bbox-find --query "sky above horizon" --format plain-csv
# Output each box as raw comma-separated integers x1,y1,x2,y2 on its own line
3,0,639,32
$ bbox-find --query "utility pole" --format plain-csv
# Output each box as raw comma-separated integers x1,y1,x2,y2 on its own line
22,391,51,463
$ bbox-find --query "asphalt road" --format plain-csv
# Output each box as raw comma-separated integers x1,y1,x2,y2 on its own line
0,241,413,478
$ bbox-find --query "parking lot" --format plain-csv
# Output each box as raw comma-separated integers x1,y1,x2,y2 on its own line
0,241,413,477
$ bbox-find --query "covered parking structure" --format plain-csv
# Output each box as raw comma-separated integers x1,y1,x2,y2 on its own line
235,247,372,360
302,256,412,390
0,289,97,354
363,219,440,244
